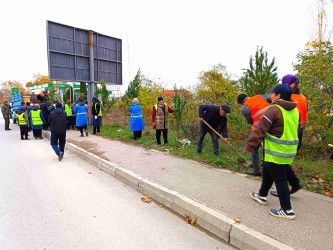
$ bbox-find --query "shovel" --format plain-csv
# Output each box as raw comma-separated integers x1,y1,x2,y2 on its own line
202,119,252,167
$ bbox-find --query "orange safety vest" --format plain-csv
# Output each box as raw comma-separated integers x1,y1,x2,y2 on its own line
244,95,271,130
291,94,308,125
87,104,90,118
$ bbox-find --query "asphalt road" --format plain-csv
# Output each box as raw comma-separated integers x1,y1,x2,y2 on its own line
0,117,233,250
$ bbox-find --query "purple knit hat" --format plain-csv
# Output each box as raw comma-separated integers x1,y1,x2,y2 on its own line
282,75,299,86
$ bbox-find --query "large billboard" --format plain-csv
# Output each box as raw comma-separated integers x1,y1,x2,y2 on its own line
46,21,122,85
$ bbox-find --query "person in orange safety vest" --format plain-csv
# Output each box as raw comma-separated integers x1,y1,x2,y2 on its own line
238,94,271,176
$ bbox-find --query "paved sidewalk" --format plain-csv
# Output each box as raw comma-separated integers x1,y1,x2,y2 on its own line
66,130,333,250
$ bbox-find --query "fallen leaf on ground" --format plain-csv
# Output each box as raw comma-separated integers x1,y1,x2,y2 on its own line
185,214,190,224
159,205,163,207
191,218,197,226
319,178,325,184
141,196,152,203
122,184,127,187
234,217,241,223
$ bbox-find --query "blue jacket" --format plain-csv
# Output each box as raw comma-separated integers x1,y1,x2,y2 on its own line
130,104,145,131
28,107,45,130
74,102,88,127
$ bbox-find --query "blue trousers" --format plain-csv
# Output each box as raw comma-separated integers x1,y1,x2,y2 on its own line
51,132,66,155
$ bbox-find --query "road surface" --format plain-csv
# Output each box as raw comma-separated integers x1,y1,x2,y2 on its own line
0,117,233,250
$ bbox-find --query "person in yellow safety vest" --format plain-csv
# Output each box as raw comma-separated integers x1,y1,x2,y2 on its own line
92,96,102,135
238,94,271,176
65,100,75,130
29,103,45,139
247,84,302,220
17,106,30,140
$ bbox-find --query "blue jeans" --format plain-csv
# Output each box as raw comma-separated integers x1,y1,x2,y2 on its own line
51,132,66,155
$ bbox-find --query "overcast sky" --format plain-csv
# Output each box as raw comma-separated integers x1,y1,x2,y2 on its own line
0,0,331,93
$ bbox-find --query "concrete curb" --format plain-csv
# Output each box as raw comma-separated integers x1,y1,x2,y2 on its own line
43,131,294,250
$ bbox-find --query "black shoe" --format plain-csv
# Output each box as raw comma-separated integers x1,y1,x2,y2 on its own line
39,137,44,139
269,208,295,220
80,134,84,137
35,137,38,140
21,138,24,140
25,138,30,140
58,152,64,161
250,191,267,205
270,183,304,197
247,170,262,176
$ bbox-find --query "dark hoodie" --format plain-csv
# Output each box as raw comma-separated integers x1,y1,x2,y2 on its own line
246,99,301,152
49,108,67,134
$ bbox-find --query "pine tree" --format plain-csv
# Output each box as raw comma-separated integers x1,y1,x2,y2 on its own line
125,69,142,99
173,86,187,139
80,82,88,100
240,47,279,96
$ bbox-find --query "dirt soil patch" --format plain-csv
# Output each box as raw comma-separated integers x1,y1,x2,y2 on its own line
68,139,110,161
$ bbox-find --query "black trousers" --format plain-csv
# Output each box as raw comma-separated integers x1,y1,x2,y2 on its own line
66,116,75,130
78,126,87,135
4,116,10,130
20,125,29,139
133,130,142,140
197,122,219,156
156,129,168,145
259,162,292,210
93,126,100,134
33,129,42,138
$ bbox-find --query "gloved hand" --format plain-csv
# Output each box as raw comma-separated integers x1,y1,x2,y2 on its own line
152,122,156,127
94,116,98,120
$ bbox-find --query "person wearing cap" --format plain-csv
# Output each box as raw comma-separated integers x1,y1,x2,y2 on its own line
197,103,230,156
40,97,50,130
74,97,89,137
281,75,308,150
152,96,175,146
269,75,306,198
1,101,11,130
17,106,30,140
238,94,271,176
130,98,145,140
29,103,45,139
91,96,102,135
247,84,301,219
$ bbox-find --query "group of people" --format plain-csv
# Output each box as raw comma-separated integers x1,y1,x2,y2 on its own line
128,74,309,220
1,96,103,161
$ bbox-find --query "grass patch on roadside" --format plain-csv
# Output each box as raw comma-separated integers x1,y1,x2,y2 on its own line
93,123,333,196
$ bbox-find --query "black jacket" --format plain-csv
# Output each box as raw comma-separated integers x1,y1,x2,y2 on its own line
199,104,228,138
40,102,50,117
49,108,67,134
92,102,101,116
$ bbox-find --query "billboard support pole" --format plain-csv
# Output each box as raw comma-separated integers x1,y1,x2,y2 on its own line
89,30,94,125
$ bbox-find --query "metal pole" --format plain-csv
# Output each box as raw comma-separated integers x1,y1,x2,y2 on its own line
89,30,94,125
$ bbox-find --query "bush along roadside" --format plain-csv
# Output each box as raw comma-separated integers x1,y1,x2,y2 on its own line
89,123,333,197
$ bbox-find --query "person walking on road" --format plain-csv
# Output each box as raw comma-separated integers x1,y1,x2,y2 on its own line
269,75,306,198
65,100,75,130
197,104,230,156
152,96,174,146
130,98,145,140
238,94,271,176
40,98,50,130
74,97,88,137
247,84,301,220
49,102,67,161
91,97,102,135
17,106,30,140
26,102,33,114
29,104,45,139
1,101,11,131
